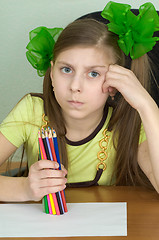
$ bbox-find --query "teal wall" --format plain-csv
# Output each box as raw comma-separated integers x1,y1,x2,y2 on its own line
0,0,159,123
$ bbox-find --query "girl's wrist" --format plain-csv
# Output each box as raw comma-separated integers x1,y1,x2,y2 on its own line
21,177,34,202
137,95,158,125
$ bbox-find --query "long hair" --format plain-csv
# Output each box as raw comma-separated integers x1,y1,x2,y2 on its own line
43,19,153,188
109,55,152,187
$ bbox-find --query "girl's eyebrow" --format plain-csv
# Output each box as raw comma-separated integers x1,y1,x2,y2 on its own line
56,61,73,68
56,61,107,69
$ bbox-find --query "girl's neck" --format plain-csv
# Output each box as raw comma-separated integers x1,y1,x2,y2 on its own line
64,110,104,142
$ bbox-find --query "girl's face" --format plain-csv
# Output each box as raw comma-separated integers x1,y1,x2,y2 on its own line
50,46,114,123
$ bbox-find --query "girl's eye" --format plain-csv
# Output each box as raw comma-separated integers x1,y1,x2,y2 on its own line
88,71,99,78
61,67,72,74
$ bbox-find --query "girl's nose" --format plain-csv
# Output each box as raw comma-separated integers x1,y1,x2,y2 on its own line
70,74,83,92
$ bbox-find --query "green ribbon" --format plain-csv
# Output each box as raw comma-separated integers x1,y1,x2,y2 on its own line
26,27,63,76
101,1,159,59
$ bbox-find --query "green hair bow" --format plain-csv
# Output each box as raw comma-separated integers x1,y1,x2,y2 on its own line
26,26,63,76
101,1,159,59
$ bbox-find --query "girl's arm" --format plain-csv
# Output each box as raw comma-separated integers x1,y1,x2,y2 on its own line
103,65,159,192
137,95,159,193
0,132,28,201
0,132,67,202
138,141,159,193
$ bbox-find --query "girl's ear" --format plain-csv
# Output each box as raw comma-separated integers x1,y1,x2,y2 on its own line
50,61,54,81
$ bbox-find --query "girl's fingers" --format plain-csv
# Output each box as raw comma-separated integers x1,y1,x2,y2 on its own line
103,64,149,110
61,164,68,175
105,64,139,91
40,184,67,198
106,70,128,88
31,159,59,171
39,177,67,188
107,64,133,81
39,169,66,179
108,86,117,96
109,64,132,75
27,160,68,201
29,183,67,201
102,64,127,93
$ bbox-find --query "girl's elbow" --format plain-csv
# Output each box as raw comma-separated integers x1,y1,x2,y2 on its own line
153,178,159,194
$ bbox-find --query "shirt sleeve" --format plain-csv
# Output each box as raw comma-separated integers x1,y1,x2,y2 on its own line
139,122,146,144
0,94,35,148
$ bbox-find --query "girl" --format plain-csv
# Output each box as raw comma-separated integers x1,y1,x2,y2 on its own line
0,3,159,202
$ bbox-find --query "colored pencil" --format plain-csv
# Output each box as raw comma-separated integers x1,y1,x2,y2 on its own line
38,141,45,213
38,131,49,214
39,130,53,214
52,129,68,213
41,129,57,215
47,128,64,214
44,129,60,215
38,128,67,215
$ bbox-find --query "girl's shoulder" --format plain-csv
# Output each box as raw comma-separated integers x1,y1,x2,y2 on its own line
16,93,44,112
1,93,44,125
20,92,44,104
29,92,44,100
0,93,45,148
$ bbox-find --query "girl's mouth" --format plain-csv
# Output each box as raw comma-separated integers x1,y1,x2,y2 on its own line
68,100,84,108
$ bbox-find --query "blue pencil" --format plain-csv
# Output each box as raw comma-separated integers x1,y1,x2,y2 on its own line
52,129,61,170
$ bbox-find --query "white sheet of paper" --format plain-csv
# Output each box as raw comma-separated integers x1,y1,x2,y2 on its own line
0,202,127,237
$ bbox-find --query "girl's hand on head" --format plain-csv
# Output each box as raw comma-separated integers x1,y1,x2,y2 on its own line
104,64,151,111
103,84,117,98
102,68,117,98
25,160,67,201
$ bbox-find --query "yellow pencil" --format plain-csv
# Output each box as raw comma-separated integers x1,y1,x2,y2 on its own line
49,193,56,215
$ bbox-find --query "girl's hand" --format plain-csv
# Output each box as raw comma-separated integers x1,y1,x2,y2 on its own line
25,160,67,201
103,64,151,111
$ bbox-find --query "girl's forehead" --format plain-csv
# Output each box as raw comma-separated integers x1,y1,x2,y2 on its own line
55,46,115,65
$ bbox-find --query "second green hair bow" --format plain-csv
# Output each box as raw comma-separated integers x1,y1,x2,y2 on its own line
101,1,159,59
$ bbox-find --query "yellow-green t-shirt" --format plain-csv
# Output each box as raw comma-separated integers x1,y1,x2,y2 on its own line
0,94,146,185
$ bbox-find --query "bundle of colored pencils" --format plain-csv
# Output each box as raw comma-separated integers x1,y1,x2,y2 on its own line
38,127,68,215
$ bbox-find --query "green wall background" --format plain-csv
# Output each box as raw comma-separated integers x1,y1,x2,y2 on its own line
0,0,159,123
